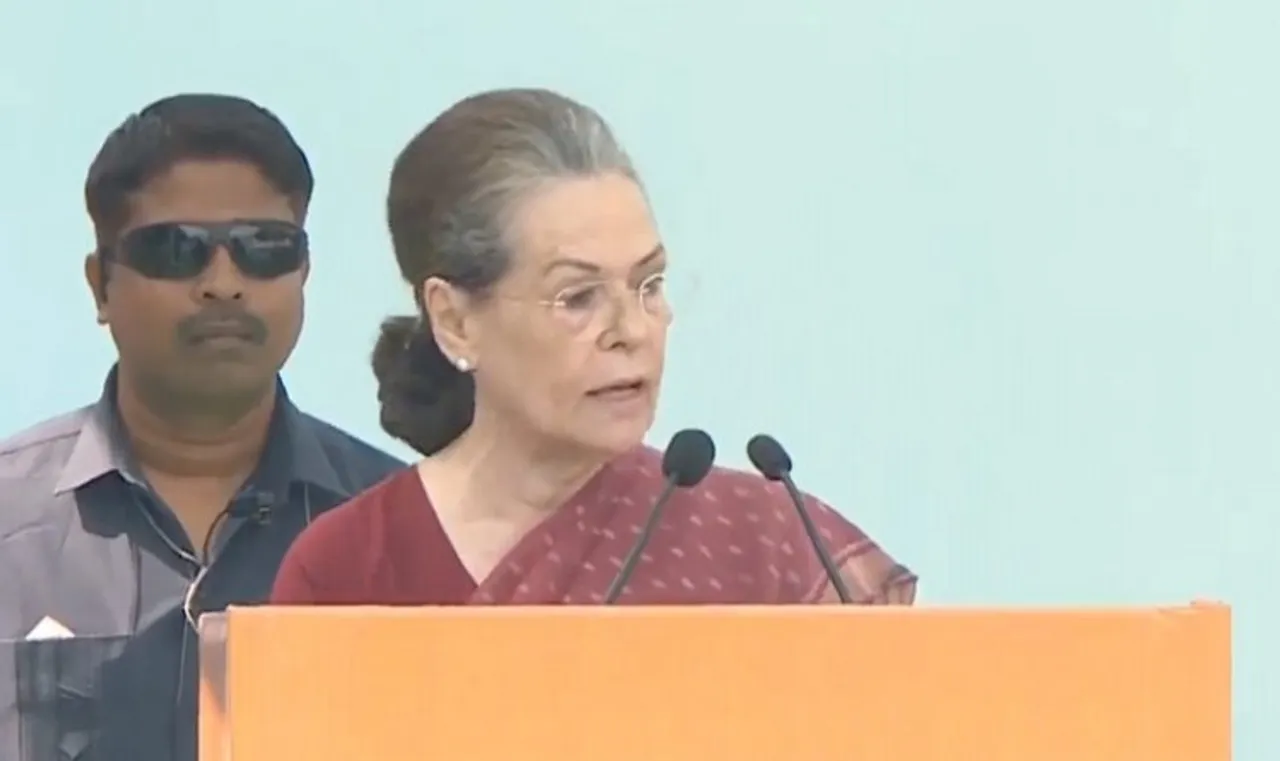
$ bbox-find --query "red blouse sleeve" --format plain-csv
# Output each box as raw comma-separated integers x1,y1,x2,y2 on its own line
270,531,326,604
269,471,403,605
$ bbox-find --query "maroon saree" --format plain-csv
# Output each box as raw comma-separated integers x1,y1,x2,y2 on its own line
271,446,916,606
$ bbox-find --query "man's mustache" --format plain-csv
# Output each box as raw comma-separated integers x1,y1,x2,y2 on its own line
176,308,268,345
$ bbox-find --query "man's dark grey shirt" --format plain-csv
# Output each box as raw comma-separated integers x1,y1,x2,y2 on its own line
0,371,403,761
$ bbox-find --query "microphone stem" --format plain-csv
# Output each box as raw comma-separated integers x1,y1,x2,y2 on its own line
603,478,678,604
780,474,854,603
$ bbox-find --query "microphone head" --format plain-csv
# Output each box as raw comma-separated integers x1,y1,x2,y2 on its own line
661,429,716,487
746,434,792,481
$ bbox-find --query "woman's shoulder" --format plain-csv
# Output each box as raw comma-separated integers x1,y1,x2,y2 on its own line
672,457,877,548
610,443,865,538
302,467,425,545
617,444,796,508
688,459,791,509
272,467,426,604
676,459,916,603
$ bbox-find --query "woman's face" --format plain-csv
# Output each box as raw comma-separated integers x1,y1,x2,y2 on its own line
454,173,668,458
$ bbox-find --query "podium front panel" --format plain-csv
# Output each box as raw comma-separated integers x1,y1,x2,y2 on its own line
200,603,1229,761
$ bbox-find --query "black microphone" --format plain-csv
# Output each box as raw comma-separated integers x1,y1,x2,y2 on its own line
746,434,854,603
251,492,274,525
603,429,716,603
228,492,275,525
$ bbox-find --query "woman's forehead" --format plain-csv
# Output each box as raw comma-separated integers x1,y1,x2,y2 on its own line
536,245,666,282
507,175,660,275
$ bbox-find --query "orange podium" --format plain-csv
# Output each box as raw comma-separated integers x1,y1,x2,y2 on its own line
199,603,1230,761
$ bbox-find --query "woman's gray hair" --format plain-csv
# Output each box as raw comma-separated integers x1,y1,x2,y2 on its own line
372,88,641,456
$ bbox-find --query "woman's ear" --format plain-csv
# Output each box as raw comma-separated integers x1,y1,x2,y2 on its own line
419,277,477,368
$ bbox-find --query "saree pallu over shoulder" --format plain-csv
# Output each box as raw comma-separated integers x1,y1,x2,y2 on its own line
472,446,917,605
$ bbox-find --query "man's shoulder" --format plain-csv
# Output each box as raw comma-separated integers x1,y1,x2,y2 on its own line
292,411,405,491
0,406,91,538
0,406,92,465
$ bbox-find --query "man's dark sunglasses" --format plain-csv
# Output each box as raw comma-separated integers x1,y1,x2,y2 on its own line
108,220,309,280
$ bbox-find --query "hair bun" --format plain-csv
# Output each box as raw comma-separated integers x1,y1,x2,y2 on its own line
372,315,475,456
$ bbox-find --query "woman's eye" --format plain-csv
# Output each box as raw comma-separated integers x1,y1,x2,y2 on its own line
641,274,666,295
559,285,601,311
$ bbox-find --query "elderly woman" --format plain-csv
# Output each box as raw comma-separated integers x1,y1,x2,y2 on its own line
271,89,916,606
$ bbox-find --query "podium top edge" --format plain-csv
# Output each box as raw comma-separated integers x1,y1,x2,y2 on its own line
211,601,1227,622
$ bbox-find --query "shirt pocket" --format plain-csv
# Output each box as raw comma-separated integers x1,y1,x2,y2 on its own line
12,635,129,761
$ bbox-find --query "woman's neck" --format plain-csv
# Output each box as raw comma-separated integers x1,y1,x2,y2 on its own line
428,419,606,519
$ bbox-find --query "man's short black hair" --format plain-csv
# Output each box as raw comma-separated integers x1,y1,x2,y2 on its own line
85,93,314,247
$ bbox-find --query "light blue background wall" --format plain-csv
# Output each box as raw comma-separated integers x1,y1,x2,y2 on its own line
2,0,1274,755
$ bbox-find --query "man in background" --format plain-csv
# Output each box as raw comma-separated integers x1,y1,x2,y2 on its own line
0,93,402,760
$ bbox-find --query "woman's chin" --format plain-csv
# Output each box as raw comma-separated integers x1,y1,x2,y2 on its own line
572,417,653,459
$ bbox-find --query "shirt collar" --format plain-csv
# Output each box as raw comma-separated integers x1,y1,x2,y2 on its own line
53,366,349,500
